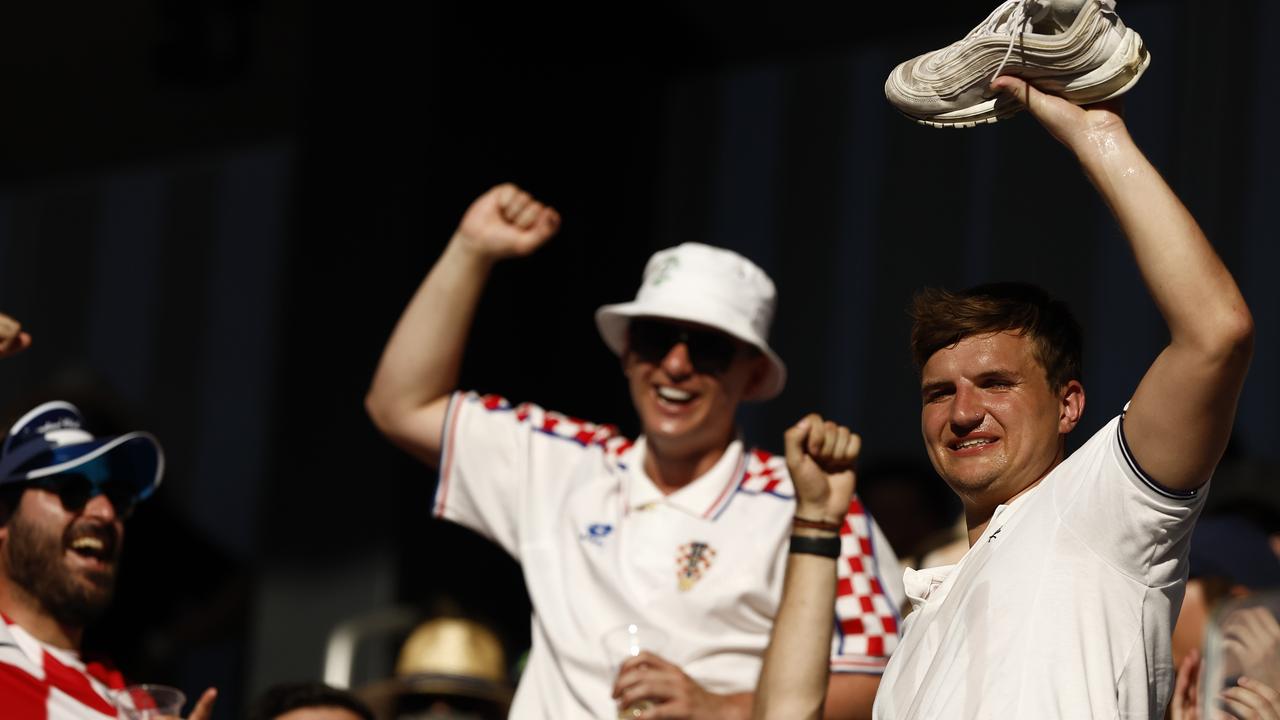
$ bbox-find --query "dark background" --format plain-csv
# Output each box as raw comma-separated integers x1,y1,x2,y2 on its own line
1,1,1277,716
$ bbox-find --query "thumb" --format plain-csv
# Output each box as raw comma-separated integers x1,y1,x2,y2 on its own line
990,76,1032,107
187,688,217,720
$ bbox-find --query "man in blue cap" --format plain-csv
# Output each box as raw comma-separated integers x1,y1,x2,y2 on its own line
0,400,216,719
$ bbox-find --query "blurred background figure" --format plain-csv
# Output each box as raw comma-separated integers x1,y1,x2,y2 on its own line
1170,591,1280,720
250,682,375,720
1171,513,1280,669
0,377,251,715
1205,445,1280,564
1168,512,1280,720
0,399,217,718
355,617,511,720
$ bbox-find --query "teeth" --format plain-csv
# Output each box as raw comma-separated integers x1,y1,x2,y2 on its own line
71,538,104,552
955,438,994,450
656,387,693,402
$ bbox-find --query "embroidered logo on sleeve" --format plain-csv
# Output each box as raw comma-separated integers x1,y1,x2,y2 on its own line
676,541,716,591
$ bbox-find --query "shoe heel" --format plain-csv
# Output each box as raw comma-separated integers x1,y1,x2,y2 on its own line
1060,28,1151,104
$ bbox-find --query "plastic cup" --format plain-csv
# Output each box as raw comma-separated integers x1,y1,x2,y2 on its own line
115,684,186,719
601,623,668,719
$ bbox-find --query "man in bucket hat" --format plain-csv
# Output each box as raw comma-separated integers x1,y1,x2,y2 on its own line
367,184,902,719
0,400,217,719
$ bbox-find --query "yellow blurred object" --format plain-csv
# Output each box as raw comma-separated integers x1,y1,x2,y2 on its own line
355,617,513,719
394,618,507,683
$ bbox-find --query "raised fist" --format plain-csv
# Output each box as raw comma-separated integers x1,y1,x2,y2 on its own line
0,313,32,359
784,414,860,525
454,183,561,260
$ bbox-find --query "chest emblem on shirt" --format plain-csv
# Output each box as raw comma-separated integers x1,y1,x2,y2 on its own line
580,523,614,546
676,541,716,591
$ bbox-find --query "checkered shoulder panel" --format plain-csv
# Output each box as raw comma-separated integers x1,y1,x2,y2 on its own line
738,448,792,497
833,496,899,665
467,392,632,457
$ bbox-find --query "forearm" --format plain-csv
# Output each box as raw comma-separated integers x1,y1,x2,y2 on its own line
718,692,754,720
1071,123,1252,354
366,236,495,460
753,546,837,720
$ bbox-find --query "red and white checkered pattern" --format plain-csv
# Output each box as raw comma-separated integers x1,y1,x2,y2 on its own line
0,613,126,719
480,394,634,460
738,449,790,496
833,497,899,667
738,449,898,669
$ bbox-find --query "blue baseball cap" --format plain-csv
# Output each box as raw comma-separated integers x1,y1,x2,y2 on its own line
1190,515,1280,590
0,400,163,503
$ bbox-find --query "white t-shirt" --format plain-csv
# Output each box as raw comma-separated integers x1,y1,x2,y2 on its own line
437,391,905,719
873,414,1206,720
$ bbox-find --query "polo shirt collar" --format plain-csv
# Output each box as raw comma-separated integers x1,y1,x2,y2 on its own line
625,436,746,519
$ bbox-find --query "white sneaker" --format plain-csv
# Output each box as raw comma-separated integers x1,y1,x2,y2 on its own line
884,0,1151,128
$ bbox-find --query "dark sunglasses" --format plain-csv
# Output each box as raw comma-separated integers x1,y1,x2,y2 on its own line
628,319,742,375
27,472,138,519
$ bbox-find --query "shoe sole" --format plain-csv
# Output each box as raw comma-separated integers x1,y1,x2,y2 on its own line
902,27,1151,129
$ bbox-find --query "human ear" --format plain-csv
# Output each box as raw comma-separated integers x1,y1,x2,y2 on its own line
741,353,771,399
1058,380,1085,434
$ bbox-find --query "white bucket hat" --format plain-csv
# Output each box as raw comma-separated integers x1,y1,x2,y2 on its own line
594,242,787,401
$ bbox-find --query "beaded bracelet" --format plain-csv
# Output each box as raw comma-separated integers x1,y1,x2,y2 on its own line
793,516,843,533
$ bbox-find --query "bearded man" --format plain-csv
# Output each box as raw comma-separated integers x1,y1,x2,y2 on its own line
0,400,217,719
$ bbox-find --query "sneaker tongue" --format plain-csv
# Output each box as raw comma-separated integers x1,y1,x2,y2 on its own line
1031,0,1100,34
1023,0,1053,27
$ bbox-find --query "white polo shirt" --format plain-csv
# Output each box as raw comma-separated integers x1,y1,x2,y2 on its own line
873,414,1207,720
437,391,904,719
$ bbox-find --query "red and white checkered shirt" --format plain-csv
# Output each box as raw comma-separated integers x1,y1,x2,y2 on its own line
437,392,904,719
0,613,125,719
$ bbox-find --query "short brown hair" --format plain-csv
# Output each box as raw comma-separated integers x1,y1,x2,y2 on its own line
910,282,1083,391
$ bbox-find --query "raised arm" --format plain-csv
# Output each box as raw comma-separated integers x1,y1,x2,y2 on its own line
994,78,1254,493
0,313,32,359
754,414,878,720
365,184,560,467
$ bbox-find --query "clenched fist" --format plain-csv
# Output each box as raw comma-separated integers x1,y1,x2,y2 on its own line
784,414,860,525
454,183,561,261
0,313,32,359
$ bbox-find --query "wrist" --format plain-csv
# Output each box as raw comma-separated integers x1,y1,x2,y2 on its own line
793,515,843,534
1072,121,1136,169
789,533,841,559
446,232,502,269
795,504,844,526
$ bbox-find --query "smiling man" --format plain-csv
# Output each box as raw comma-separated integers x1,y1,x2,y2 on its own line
870,80,1255,719
752,77,1255,720
0,400,216,719
366,185,903,720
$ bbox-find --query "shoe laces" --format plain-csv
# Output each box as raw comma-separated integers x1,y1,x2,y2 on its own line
986,0,1050,83
983,0,1118,84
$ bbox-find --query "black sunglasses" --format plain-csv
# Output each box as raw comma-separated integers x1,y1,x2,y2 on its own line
28,472,138,520
628,319,742,375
